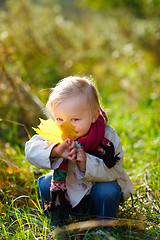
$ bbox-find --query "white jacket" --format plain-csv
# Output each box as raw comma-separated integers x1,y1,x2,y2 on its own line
25,125,134,207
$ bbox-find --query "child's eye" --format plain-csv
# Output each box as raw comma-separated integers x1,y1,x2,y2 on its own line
57,118,63,122
72,118,79,122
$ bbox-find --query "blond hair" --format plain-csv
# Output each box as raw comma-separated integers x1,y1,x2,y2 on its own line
46,76,108,122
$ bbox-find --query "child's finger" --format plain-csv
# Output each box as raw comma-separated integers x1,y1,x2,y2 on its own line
77,147,83,155
71,153,77,160
68,147,77,157
68,153,77,161
69,140,76,149
65,138,72,146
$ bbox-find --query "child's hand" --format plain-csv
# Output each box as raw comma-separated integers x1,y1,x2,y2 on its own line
76,146,86,173
68,141,77,160
50,138,76,160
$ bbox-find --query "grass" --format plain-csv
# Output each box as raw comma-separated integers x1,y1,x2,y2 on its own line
0,190,159,239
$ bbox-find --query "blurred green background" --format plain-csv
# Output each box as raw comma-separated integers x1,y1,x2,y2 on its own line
0,0,159,156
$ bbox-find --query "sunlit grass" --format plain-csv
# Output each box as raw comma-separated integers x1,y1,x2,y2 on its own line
0,190,159,239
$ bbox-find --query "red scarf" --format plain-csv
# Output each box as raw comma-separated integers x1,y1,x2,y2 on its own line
77,113,105,152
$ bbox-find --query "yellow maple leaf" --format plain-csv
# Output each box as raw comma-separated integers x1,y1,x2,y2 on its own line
33,118,78,143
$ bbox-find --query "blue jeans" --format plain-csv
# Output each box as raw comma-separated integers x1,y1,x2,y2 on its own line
38,172,122,224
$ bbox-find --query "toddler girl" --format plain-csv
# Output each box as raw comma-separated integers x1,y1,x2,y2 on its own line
25,76,133,227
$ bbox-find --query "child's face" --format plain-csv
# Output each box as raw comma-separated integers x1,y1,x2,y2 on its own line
53,94,99,138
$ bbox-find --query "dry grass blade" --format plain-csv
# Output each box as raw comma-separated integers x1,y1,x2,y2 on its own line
53,218,150,236
0,119,31,140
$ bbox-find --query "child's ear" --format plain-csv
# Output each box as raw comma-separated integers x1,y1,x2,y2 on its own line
92,109,100,123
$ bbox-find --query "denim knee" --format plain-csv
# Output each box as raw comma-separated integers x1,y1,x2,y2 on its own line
90,181,123,218
38,172,52,206
92,181,122,201
105,182,122,202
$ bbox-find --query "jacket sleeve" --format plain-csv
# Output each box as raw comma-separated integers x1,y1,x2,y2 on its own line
25,134,63,169
81,125,123,182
